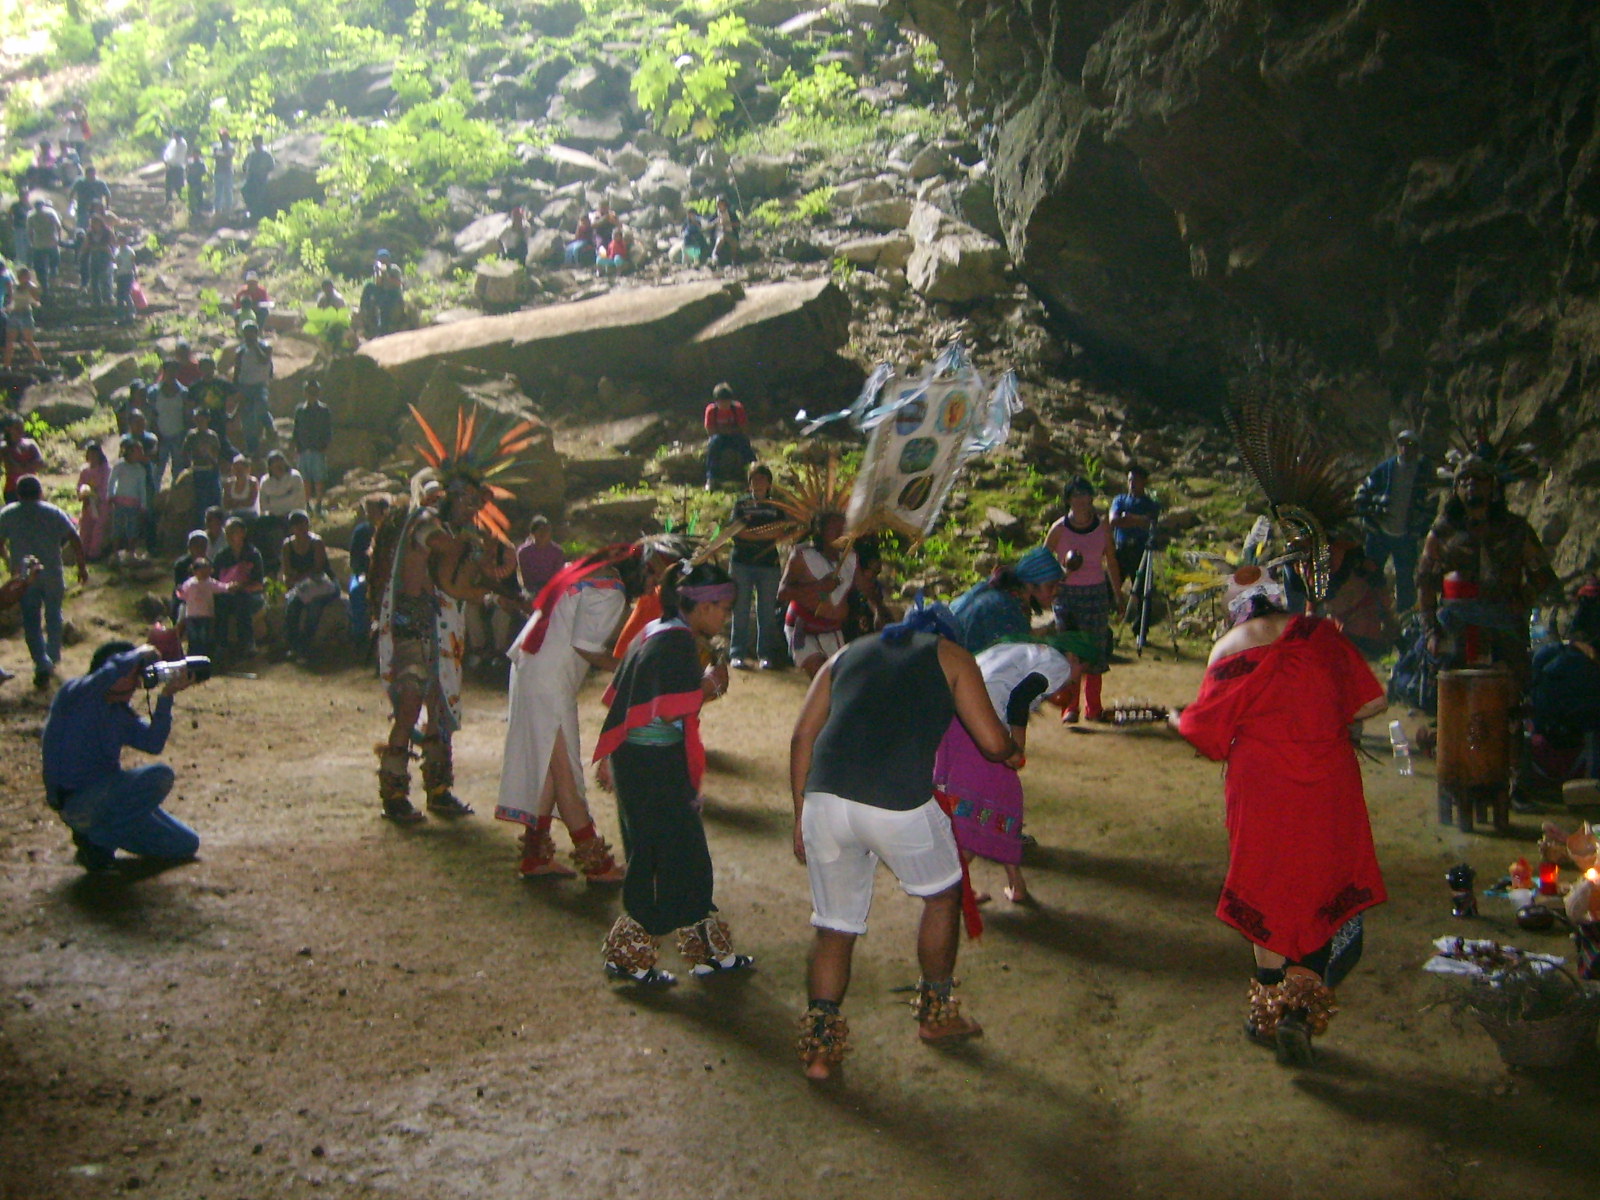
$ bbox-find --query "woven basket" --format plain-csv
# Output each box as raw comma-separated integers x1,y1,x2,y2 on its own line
1472,964,1600,1069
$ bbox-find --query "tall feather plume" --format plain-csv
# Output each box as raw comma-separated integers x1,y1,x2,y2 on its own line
406,402,546,543
743,451,856,545
1439,366,1545,485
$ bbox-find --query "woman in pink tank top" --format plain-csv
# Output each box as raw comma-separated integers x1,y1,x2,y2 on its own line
1044,477,1124,721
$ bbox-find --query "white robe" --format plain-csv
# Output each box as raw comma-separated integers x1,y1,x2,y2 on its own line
495,578,626,826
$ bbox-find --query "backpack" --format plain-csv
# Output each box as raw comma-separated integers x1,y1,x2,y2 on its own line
1387,615,1438,715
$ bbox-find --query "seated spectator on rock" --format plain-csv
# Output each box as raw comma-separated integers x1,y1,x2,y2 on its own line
172,530,211,620
280,509,339,663
500,205,530,264
255,451,306,571
681,214,709,265
201,506,226,559
222,454,259,520
597,226,630,276
703,382,755,490
591,198,618,247
347,493,389,649
233,271,270,327
176,557,230,657
314,278,346,309
212,516,265,660
709,195,740,267
1528,581,1600,788
516,514,566,599
107,437,151,564
564,212,596,267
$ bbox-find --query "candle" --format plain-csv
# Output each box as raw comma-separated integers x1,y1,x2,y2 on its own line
1587,869,1600,921
1538,859,1561,896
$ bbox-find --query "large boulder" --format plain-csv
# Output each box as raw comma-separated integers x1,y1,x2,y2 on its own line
635,158,692,210
323,353,405,430
258,133,326,219
453,212,514,263
19,379,98,428
836,232,915,270
474,260,527,308
88,354,141,401
733,154,795,200
358,281,742,401
411,364,565,512
537,144,614,186
905,202,1010,303
265,336,323,416
671,278,852,389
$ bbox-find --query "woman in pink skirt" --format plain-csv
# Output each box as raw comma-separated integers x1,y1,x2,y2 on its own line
934,636,1080,904
76,440,111,561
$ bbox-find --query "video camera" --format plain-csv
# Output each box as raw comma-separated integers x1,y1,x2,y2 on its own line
140,656,213,688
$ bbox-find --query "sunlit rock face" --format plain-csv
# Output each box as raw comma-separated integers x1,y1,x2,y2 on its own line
893,0,1600,568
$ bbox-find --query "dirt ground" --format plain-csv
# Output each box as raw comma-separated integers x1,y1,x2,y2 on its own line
3,581,1598,1200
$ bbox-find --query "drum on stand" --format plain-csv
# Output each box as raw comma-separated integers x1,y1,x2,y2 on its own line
1436,666,1513,833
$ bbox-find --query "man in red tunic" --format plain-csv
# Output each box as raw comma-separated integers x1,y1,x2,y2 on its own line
1175,569,1389,1065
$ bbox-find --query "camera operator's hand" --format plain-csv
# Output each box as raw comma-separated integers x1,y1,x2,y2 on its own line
161,668,195,696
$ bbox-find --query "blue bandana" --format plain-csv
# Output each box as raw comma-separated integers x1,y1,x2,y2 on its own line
1014,546,1064,584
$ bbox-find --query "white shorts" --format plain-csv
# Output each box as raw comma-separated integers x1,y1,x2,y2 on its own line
788,624,844,667
802,792,962,935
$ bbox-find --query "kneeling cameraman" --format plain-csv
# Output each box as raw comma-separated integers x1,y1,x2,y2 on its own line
42,641,204,872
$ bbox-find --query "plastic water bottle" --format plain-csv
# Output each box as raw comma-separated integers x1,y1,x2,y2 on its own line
1389,719,1414,776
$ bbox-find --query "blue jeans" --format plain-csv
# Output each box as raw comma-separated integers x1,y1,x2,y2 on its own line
348,575,369,643
59,764,199,861
30,244,59,290
1364,530,1420,613
192,466,222,526
216,591,264,653
705,433,755,485
285,594,337,657
730,561,781,662
19,579,63,673
239,383,271,454
214,165,234,214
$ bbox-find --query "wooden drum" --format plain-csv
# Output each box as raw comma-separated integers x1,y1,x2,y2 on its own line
1436,666,1513,833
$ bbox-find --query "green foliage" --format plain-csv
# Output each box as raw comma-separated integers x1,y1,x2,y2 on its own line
23,413,53,443
302,304,353,347
775,61,864,122
258,84,513,272
910,35,943,83
830,255,857,286
197,288,225,320
794,185,834,221
632,14,751,140
50,17,97,67
742,186,834,231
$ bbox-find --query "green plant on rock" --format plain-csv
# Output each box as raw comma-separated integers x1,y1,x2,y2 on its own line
794,185,834,222
631,14,751,140
775,61,864,122
302,304,353,349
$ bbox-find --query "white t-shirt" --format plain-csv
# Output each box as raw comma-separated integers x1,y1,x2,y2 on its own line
257,469,306,516
976,642,1074,725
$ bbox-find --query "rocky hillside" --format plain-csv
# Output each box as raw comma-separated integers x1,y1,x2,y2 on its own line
890,0,1600,574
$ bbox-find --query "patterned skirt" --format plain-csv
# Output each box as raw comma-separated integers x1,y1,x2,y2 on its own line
1053,581,1112,673
933,719,1025,865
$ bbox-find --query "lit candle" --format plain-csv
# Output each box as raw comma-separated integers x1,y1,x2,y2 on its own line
1587,869,1600,922
1538,859,1561,896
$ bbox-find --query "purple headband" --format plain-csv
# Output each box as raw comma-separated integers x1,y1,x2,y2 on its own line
680,583,736,605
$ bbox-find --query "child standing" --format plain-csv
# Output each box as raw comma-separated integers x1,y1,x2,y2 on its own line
113,234,137,319
177,558,229,656
107,437,150,563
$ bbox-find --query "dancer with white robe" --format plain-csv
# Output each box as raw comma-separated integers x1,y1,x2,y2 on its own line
496,553,629,881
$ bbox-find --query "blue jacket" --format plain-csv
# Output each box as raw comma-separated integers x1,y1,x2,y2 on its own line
41,649,172,792
1356,455,1435,539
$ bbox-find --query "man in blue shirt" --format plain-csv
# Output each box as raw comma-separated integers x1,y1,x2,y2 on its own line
1355,430,1432,612
1109,464,1161,584
0,474,87,687
42,640,200,872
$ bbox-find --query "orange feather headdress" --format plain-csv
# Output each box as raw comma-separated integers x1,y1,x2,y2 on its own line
408,403,542,544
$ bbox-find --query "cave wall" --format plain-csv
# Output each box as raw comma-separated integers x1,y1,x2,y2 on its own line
889,0,1600,573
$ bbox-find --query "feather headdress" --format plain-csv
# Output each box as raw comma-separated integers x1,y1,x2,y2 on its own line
408,402,542,543
1223,346,1359,603
1438,375,1543,487
742,452,858,546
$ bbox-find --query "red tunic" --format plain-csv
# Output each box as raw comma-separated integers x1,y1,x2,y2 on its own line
1178,615,1387,960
